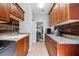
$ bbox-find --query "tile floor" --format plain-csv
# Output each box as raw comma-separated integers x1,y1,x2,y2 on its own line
27,42,49,56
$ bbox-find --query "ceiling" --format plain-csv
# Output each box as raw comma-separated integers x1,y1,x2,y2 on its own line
31,3,53,15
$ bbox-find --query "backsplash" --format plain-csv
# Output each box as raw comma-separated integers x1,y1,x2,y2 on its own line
0,19,19,34
62,34,79,40
59,22,79,36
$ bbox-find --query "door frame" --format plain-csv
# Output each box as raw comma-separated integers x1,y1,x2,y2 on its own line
36,21,45,42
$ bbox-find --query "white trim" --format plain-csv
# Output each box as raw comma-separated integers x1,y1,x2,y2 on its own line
36,21,45,42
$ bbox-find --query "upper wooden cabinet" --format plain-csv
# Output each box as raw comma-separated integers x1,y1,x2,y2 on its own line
59,3,79,23
0,3,24,22
0,3,10,22
10,3,24,20
59,4,68,23
53,4,60,25
11,4,20,18
18,4,24,20
68,3,79,19
49,10,52,26
49,3,60,26
49,3,79,26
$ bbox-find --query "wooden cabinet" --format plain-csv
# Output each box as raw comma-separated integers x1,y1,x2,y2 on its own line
10,3,24,21
45,34,79,56
49,11,52,26
49,3,60,26
0,3,10,22
57,44,79,56
0,3,24,22
49,3,79,26
11,4,20,18
45,34,57,56
68,3,79,19
53,4,60,25
16,36,29,56
25,36,29,55
18,5,24,20
59,3,79,22
59,4,68,23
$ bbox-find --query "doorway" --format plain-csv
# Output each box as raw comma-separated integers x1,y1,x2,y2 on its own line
36,22,44,42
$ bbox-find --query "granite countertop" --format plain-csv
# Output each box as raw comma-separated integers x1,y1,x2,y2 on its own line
0,33,29,41
46,34,79,44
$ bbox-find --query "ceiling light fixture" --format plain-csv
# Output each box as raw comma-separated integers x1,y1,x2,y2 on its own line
38,3,45,8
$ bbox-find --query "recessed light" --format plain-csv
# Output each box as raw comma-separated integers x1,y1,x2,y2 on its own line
38,3,45,8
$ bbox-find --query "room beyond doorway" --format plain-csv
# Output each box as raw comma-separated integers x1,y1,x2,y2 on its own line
36,22,44,42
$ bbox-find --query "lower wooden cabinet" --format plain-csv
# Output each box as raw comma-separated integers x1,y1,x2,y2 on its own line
16,36,29,56
45,34,57,56
45,34,79,56
57,44,79,56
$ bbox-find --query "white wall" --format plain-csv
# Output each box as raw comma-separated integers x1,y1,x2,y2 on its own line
33,13,49,42
18,3,33,51
34,13,49,28
18,3,49,51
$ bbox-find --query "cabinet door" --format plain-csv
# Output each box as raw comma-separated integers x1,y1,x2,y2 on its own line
49,14,51,26
52,7,55,25
11,3,20,18
24,36,29,55
46,36,51,56
59,3,68,23
69,3,79,19
0,3,10,22
16,46,25,56
49,12,52,26
16,36,29,56
45,35,57,56
52,4,60,25
16,38,25,56
50,38,57,56
10,3,24,21
18,7,24,20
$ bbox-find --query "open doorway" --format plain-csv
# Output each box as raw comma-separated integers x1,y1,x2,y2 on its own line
36,22,44,42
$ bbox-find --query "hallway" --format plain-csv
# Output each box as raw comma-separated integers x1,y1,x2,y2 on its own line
27,42,49,56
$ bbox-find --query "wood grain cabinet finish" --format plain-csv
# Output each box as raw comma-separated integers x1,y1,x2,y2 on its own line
49,3,79,26
57,44,79,56
59,4,68,23
18,5,24,20
59,3,79,22
16,36,29,56
10,4,20,18
53,4,60,25
0,3,24,22
0,3,10,22
10,3,24,20
68,3,79,19
49,11,52,26
45,34,79,56
45,34,57,56
49,3,60,26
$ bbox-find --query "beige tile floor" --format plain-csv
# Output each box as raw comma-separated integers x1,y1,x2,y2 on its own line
27,42,49,56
